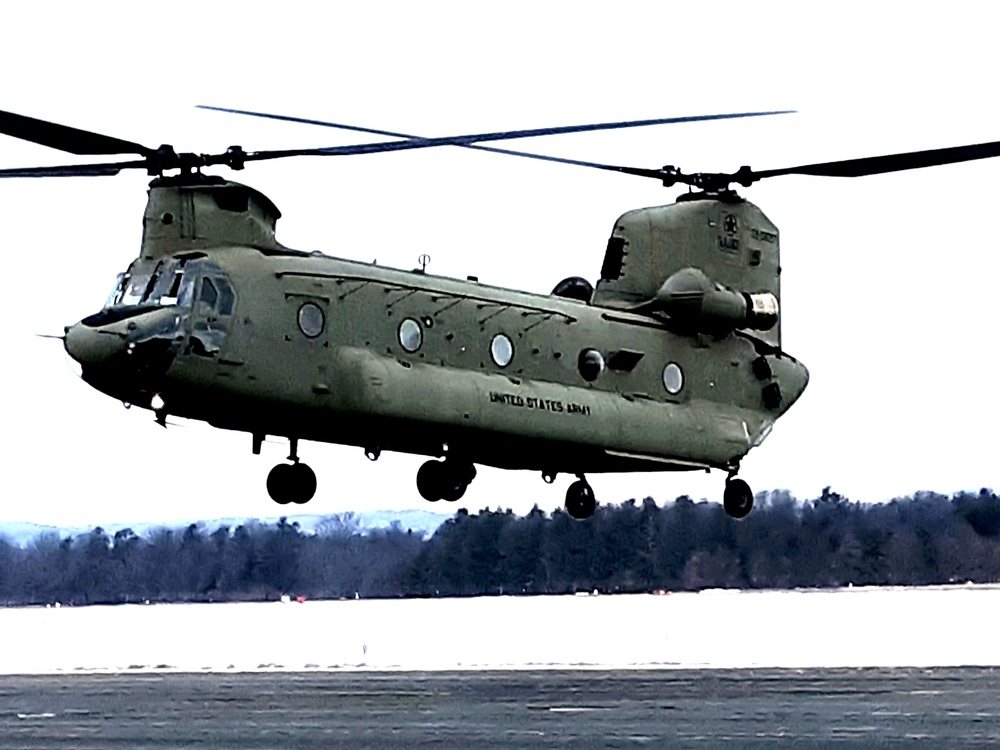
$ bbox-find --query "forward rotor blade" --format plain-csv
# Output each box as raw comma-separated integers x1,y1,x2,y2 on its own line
0,161,144,178
200,106,795,161
198,109,675,173
0,110,155,157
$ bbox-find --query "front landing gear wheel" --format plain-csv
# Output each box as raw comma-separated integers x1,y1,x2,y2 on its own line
565,478,597,520
723,478,754,519
267,462,317,505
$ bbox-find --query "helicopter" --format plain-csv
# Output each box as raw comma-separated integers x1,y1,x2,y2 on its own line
4,108,999,520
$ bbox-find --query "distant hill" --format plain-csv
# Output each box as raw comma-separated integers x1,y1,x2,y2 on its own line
0,509,453,548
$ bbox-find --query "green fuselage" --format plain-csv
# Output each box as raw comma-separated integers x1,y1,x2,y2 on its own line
64,176,808,482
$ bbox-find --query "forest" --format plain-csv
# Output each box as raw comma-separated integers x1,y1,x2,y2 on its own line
0,488,997,606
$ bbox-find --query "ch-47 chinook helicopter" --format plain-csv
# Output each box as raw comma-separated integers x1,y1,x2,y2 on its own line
5,107,1000,520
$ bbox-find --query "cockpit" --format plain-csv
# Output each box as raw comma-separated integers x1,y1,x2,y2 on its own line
86,256,236,344
65,254,240,412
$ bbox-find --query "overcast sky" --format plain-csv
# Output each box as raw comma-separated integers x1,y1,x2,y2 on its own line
0,2,996,526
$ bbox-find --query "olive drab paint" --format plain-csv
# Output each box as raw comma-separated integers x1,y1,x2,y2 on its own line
595,196,782,349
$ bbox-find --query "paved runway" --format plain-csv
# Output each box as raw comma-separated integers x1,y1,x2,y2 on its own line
2,668,999,748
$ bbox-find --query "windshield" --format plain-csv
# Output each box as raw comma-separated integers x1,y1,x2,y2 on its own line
106,260,195,309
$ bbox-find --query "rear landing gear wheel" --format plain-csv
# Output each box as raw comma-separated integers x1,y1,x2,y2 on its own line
723,477,753,519
416,459,476,502
267,462,317,505
565,478,597,520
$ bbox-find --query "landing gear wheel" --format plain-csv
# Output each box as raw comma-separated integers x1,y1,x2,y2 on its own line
287,463,317,505
565,479,597,520
416,460,445,502
723,478,754,519
416,460,476,502
267,462,317,505
440,462,475,502
440,482,467,503
267,464,294,505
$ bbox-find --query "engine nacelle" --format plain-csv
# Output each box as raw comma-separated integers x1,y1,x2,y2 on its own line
654,267,778,335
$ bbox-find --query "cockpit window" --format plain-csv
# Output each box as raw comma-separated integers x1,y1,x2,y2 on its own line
200,277,219,307
114,273,147,306
107,260,194,309
151,268,190,306
215,277,235,315
197,276,235,315
104,273,125,308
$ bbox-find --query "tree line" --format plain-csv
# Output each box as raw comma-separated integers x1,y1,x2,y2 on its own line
0,488,997,606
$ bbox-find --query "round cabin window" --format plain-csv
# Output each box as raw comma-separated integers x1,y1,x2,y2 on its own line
399,318,423,352
578,349,605,382
490,333,514,367
298,302,325,338
663,362,684,394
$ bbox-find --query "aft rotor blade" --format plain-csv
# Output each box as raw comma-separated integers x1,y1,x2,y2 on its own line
748,140,1000,181
0,110,155,157
490,139,1000,186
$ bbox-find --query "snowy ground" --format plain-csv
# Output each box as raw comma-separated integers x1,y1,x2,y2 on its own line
2,585,997,674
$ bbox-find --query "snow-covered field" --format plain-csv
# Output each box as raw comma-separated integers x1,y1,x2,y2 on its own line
2,585,997,674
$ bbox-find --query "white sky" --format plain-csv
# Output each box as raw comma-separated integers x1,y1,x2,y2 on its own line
0,2,996,526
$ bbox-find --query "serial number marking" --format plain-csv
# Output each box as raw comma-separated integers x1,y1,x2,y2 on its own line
717,235,740,253
489,391,592,416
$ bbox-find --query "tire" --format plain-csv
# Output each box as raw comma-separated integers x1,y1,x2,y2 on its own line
440,480,467,502
723,478,754,519
416,460,445,502
440,462,475,502
565,480,597,520
288,463,317,505
267,463,295,505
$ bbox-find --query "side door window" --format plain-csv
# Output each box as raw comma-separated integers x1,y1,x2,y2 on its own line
190,276,235,356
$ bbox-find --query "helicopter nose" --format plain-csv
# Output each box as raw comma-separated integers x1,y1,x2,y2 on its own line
63,322,129,368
